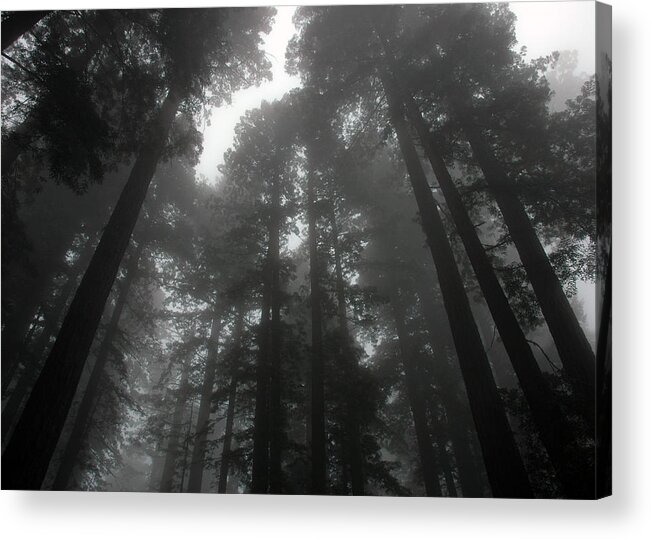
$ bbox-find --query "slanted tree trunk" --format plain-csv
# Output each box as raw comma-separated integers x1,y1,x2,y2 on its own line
2,237,95,441
1,11,50,51
449,91,596,411
329,205,365,495
381,72,532,498
416,286,486,498
307,171,326,494
402,92,594,498
390,292,442,497
51,241,144,490
159,367,190,493
187,315,223,493
218,375,238,494
1,85,183,490
1,234,72,395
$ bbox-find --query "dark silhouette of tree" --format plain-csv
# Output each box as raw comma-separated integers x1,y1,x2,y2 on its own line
1,10,50,51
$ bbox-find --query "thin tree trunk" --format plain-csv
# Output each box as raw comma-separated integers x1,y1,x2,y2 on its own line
51,241,144,490
390,293,442,497
402,92,593,497
218,376,238,494
449,91,596,410
329,206,365,495
381,72,532,498
179,398,195,492
1,85,182,490
433,427,458,498
159,367,190,493
1,11,49,51
187,315,222,493
307,171,326,494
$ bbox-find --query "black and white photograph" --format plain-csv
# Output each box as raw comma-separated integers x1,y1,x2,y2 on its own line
1,0,612,502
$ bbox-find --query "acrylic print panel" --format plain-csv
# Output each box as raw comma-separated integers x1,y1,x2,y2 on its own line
0,2,611,498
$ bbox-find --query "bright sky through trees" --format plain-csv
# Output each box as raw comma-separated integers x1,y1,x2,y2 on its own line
195,1,595,180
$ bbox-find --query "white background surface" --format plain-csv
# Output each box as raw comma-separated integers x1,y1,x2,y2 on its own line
2,0,650,537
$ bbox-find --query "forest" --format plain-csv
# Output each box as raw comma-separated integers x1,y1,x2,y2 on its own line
1,4,611,497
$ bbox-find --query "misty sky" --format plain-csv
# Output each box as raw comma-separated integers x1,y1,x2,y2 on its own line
195,1,596,180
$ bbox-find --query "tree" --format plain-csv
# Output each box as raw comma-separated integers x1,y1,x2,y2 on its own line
1,10,50,51
2,7,275,490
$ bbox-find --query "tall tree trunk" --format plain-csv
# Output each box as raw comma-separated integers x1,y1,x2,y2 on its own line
1,85,182,490
178,399,195,492
148,453,165,492
51,242,144,490
268,175,284,494
1,11,49,51
596,251,611,497
159,367,189,493
2,237,94,441
381,72,532,498
449,92,596,411
307,172,326,494
187,315,222,493
218,375,238,494
402,92,593,497
390,292,442,497
251,280,271,493
436,438,458,497
329,206,365,495
416,286,486,497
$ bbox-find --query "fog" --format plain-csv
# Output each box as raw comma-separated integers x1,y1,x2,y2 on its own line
1,3,610,498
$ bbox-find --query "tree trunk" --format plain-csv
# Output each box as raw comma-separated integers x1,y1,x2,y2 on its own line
268,175,284,494
187,315,222,493
1,237,94,441
159,367,190,493
433,427,458,497
218,376,238,494
1,86,182,490
307,172,326,494
596,251,611,498
390,293,442,497
178,399,196,492
381,72,532,498
329,206,365,495
449,92,596,412
148,453,165,492
251,279,271,493
51,241,144,490
1,11,49,51
403,92,594,497
416,286,486,498
1,235,72,396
